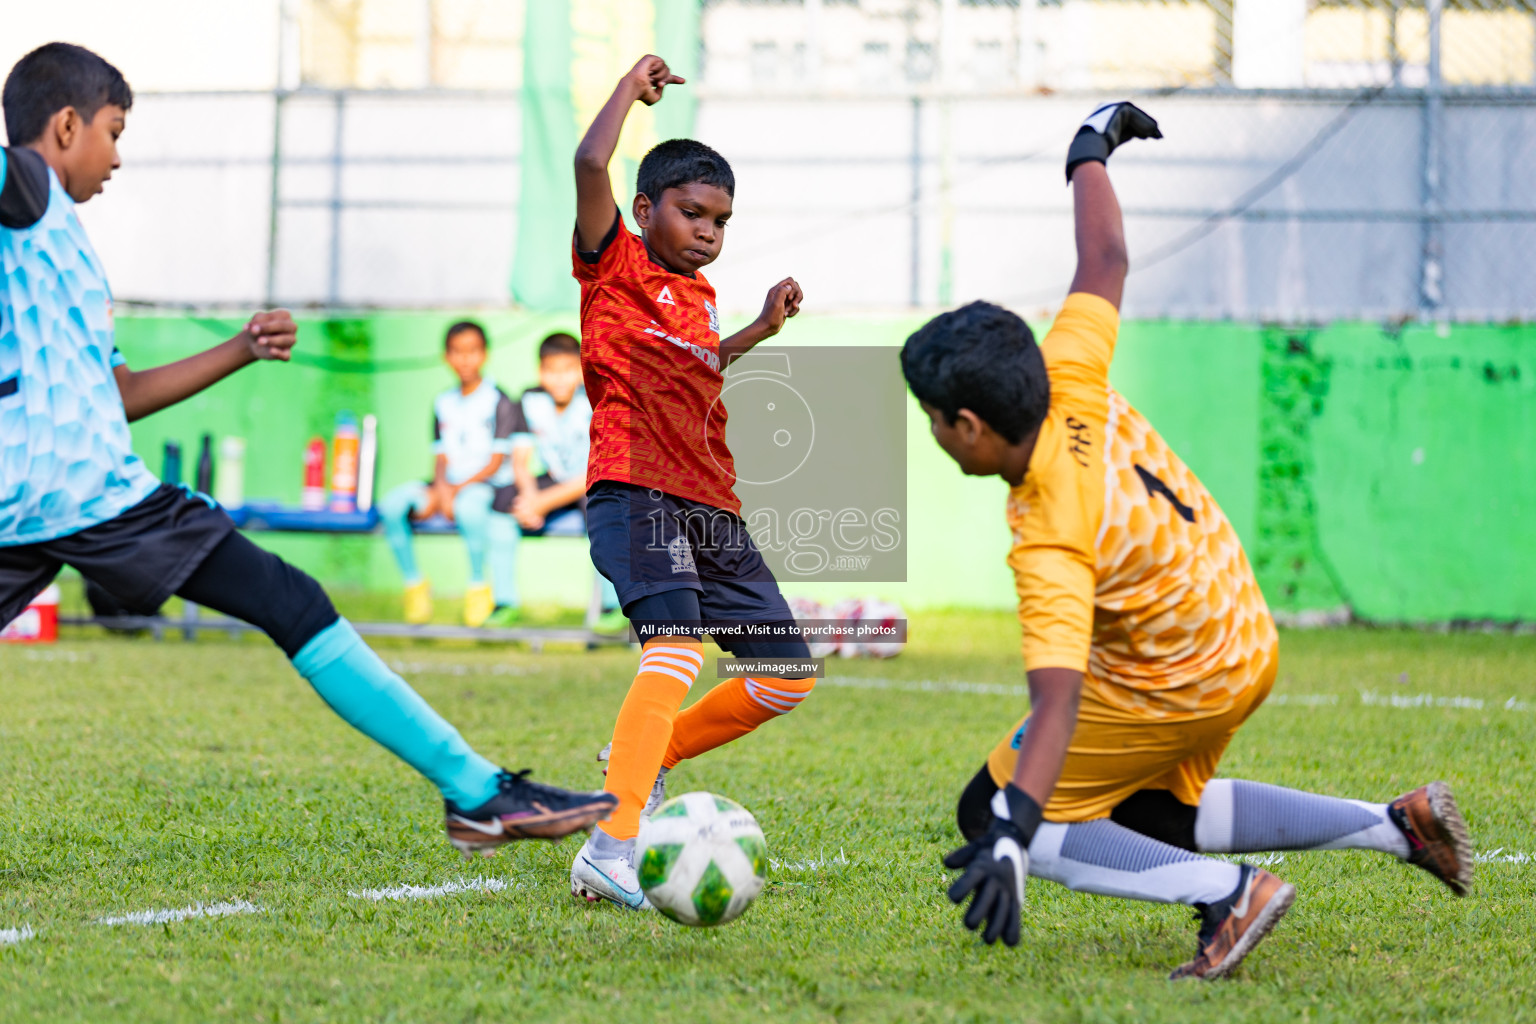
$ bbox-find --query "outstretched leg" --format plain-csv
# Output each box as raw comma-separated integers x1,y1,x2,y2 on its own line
954,773,1295,981
662,630,816,769
977,774,1474,897
175,531,614,847
571,588,704,910
1192,779,1472,895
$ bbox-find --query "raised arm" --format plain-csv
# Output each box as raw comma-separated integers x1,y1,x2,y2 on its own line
113,310,297,422
718,277,803,366
1066,163,1128,310
574,55,683,252
1062,102,1161,311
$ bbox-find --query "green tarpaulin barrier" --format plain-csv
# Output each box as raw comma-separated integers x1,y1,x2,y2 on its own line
512,0,700,311
116,312,1536,621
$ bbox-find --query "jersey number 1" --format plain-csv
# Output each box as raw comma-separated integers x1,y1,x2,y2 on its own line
1135,465,1196,523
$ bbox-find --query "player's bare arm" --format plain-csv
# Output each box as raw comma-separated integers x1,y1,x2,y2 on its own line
1062,102,1161,311
720,277,803,365
1010,667,1083,806
1066,164,1129,310
455,454,506,491
574,55,684,251
114,310,298,422
507,445,583,529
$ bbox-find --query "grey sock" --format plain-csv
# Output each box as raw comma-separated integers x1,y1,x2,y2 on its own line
588,829,636,860
1028,820,1241,906
1196,779,1407,856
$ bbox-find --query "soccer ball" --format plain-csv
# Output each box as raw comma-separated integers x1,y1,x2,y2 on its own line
635,791,768,926
828,596,907,659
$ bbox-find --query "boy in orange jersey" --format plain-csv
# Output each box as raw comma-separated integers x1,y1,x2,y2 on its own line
905,103,1473,979
567,55,817,909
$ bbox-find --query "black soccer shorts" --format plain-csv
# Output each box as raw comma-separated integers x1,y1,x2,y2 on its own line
0,483,232,627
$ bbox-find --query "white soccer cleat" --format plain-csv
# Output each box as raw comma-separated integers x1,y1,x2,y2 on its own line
570,836,652,911
596,742,669,824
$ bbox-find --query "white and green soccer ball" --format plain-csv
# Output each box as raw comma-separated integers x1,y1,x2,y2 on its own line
635,791,768,926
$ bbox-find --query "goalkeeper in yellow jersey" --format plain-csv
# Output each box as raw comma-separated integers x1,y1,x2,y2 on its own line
901,103,1473,981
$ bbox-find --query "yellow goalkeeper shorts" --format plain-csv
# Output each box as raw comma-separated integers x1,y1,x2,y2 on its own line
985,653,1278,823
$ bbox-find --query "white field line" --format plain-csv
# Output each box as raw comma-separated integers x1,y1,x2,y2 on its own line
1212,852,1287,865
822,675,1028,697
0,925,34,945
21,649,85,662
1267,694,1340,706
823,676,1534,713
348,876,513,901
386,661,538,678
97,900,261,927
1474,849,1535,864
770,849,850,873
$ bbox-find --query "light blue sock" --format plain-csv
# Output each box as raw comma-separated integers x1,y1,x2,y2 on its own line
454,484,493,584
291,619,501,808
488,512,520,608
380,482,425,584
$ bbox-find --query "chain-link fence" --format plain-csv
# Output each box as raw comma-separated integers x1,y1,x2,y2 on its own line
76,0,1536,320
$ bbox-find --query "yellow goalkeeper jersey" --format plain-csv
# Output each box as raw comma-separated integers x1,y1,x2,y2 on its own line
1007,293,1276,721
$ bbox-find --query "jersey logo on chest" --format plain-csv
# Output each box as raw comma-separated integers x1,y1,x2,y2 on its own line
642,320,720,374
656,285,675,305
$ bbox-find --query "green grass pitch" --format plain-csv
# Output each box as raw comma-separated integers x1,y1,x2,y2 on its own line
2,611,1533,1022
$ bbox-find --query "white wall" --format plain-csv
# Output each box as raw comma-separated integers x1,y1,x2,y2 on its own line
0,2,282,93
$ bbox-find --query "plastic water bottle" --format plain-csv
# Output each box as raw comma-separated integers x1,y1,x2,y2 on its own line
196,433,215,494
357,414,378,512
215,437,246,509
302,438,327,510
162,441,182,486
330,412,360,513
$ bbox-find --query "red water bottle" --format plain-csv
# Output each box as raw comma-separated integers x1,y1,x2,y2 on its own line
302,438,327,510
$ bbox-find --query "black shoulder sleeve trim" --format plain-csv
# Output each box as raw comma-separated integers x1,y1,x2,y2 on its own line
495,388,527,437
0,148,51,230
576,208,622,265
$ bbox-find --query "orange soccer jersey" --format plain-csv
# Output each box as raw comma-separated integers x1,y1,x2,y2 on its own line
1005,293,1277,723
573,210,740,514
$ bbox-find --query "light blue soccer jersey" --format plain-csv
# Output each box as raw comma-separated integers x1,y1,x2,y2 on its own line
513,386,592,483
0,149,158,546
431,378,517,487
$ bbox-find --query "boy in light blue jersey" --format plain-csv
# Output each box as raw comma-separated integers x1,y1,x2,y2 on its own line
378,320,522,627
500,332,622,630
0,43,615,853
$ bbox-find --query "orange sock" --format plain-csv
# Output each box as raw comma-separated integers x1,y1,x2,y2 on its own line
599,637,704,840
662,675,816,769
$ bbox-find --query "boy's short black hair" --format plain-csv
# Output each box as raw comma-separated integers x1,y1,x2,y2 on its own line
3,43,133,146
444,320,486,350
636,139,734,204
539,332,580,360
901,301,1049,445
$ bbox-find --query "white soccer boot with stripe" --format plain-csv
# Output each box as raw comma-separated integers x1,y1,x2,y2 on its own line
596,741,669,823
570,831,651,911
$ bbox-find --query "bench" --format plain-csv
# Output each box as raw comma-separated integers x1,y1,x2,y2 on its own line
65,501,626,650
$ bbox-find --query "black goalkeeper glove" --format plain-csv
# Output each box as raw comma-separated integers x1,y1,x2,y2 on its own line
943,783,1043,947
1064,101,1162,183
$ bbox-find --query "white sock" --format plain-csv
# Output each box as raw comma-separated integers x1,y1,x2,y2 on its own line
1195,779,1409,858
1028,820,1242,906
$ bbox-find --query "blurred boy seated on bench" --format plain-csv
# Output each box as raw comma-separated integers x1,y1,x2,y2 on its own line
378,324,620,629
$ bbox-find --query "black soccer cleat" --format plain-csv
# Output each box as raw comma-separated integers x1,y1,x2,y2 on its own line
444,769,616,855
